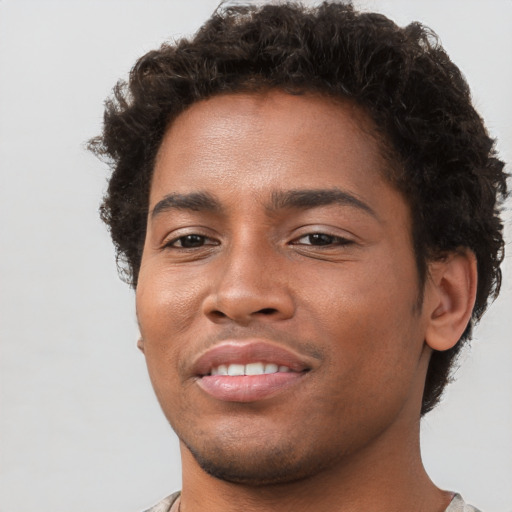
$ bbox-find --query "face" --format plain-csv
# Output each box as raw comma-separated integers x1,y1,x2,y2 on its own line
136,91,432,485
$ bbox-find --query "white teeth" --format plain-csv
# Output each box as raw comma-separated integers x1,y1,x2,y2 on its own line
209,362,292,376
227,364,245,376
264,363,278,374
245,362,265,375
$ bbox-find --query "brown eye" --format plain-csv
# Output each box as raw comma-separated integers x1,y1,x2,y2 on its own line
306,233,335,246
170,234,208,248
294,233,351,246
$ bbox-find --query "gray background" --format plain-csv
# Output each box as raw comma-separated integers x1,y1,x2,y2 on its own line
0,1,511,511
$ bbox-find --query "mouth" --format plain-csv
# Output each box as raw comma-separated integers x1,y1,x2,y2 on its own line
208,362,294,376
192,341,314,402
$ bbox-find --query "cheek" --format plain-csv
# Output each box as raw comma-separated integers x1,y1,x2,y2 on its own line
304,281,423,437
135,263,207,404
136,262,204,339
299,255,422,374
305,254,417,324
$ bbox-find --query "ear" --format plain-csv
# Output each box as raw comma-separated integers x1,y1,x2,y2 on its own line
424,249,477,351
137,337,145,354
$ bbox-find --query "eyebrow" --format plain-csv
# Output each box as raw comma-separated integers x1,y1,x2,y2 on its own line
151,192,222,218
269,188,377,218
150,188,377,220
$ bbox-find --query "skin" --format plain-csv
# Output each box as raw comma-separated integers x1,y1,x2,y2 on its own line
136,91,475,511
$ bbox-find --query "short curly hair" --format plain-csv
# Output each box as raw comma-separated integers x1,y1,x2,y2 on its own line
90,1,508,415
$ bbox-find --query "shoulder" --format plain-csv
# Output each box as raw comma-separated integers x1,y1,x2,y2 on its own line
445,493,482,512
142,491,181,512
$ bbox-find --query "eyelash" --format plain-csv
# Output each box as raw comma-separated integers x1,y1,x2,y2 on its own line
164,234,218,249
291,233,352,247
163,231,352,250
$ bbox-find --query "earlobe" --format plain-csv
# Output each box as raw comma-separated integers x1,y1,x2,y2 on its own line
424,249,478,352
137,337,145,353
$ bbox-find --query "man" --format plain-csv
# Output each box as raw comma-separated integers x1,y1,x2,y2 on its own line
91,2,507,511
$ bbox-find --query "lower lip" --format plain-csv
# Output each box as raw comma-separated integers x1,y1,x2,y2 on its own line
197,372,305,402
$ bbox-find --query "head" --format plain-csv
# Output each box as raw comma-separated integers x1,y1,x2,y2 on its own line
90,0,507,466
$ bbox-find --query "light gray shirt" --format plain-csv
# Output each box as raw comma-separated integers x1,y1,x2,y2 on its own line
143,491,482,512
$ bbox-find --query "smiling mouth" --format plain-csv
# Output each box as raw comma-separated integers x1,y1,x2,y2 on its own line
208,362,294,376
193,340,314,402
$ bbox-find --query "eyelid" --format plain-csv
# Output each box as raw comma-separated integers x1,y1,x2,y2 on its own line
160,227,220,249
166,235,218,247
291,234,353,247
289,225,357,245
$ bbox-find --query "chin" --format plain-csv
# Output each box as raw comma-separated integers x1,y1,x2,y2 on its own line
182,435,334,486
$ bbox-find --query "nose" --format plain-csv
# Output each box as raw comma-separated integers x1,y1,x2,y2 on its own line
202,240,295,325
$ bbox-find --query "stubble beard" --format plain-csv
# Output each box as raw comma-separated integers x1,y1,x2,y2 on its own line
181,433,340,486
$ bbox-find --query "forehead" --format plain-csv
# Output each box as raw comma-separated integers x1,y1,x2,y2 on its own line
151,91,394,206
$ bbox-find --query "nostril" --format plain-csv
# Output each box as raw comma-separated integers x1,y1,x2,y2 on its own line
258,308,278,315
210,310,227,319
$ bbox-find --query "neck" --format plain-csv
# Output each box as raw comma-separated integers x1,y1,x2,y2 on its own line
178,415,451,512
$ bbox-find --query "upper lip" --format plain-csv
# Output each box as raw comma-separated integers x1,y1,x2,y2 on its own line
192,340,315,377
